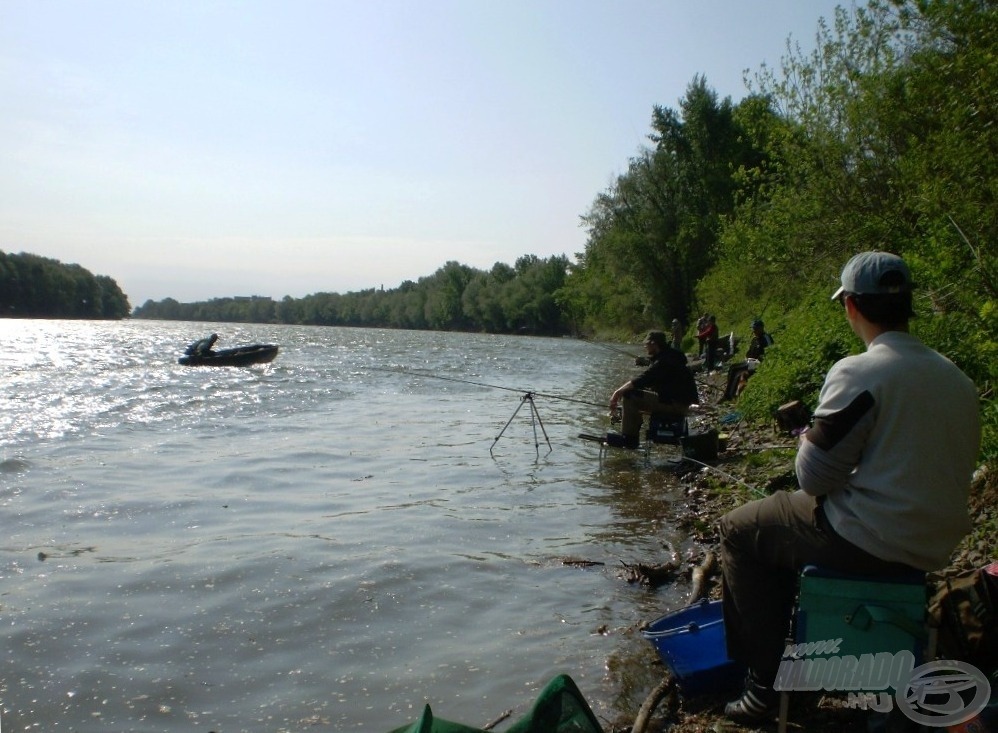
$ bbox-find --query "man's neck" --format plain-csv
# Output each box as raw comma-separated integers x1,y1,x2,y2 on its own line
862,323,909,347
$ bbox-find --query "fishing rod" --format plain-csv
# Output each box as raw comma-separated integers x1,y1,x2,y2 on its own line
366,365,607,455
365,365,605,409
587,340,641,360
681,455,767,498
582,338,724,395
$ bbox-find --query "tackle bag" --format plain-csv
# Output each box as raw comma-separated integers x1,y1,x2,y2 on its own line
927,562,998,675
387,674,603,733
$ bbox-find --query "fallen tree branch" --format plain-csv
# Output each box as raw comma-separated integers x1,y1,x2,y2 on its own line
630,675,676,733
619,560,679,586
482,709,513,731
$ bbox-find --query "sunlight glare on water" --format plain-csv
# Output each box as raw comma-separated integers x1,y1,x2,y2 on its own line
0,319,698,732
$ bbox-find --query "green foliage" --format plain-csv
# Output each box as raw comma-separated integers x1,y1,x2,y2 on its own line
736,288,855,420
135,255,571,336
130,0,998,467
693,257,786,341
742,447,797,469
0,250,130,319
706,0,996,465
562,77,765,332
912,304,998,463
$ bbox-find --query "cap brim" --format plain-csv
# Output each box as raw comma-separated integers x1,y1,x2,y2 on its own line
831,286,845,301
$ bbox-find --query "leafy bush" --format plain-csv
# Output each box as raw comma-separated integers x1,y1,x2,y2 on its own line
735,287,855,422
912,306,998,464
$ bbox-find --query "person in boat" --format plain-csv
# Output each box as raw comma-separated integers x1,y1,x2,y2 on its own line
185,333,218,356
605,330,698,449
722,320,773,400
717,252,981,724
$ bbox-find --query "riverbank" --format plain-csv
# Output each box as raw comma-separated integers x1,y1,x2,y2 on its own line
598,367,996,733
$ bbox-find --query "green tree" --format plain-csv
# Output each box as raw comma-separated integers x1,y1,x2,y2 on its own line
422,261,475,331
713,0,995,461
0,251,129,319
567,77,766,334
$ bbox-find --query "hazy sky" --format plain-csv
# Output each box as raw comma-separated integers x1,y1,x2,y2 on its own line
1,1,846,306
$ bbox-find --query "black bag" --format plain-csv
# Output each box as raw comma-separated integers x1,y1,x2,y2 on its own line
928,563,998,674
775,400,811,433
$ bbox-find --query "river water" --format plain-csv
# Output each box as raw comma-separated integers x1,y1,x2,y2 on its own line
0,320,703,733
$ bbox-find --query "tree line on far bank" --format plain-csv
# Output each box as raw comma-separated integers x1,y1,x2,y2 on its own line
14,1,997,466
0,251,130,319
139,1,995,464
133,254,572,336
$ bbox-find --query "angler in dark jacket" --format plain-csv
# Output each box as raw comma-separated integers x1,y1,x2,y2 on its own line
606,330,698,448
745,319,774,360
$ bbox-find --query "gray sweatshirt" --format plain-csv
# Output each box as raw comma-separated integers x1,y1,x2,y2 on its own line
795,331,980,570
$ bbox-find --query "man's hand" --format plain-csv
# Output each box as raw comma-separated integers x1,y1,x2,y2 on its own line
610,382,632,410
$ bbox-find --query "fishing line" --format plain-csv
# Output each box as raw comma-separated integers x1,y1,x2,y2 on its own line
588,340,641,360
681,456,767,498
365,365,605,409
582,339,723,395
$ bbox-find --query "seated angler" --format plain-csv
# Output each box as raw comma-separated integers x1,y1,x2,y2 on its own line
606,331,699,449
718,252,980,723
723,319,774,400
745,319,774,361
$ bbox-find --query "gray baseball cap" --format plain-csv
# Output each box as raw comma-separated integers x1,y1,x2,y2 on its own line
831,251,912,300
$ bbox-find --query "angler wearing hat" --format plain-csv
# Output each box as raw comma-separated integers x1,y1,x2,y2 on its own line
606,330,697,449
717,252,981,723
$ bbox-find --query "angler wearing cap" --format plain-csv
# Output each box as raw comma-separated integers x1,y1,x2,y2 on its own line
721,319,775,401
717,251,981,723
605,330,698,449
744,319,773,361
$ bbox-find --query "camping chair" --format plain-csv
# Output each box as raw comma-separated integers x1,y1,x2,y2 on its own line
643,412,688,461
776,565,932,733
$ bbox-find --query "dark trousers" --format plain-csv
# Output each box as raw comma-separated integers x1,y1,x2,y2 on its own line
620,390,685,438
718,490,918,683
707,337,718,368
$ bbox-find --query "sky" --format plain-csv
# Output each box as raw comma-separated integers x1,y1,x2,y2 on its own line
0,0,847,307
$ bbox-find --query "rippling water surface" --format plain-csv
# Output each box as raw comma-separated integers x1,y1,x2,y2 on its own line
1,320,698,732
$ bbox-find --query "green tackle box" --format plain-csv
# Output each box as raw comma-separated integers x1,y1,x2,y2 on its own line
795,565,928,663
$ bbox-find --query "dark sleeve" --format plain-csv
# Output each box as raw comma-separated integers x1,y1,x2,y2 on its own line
630,363,657,392
805,391,875,451
795,364,876,496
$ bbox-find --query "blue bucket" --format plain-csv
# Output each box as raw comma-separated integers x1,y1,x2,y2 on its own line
641,599,745,696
